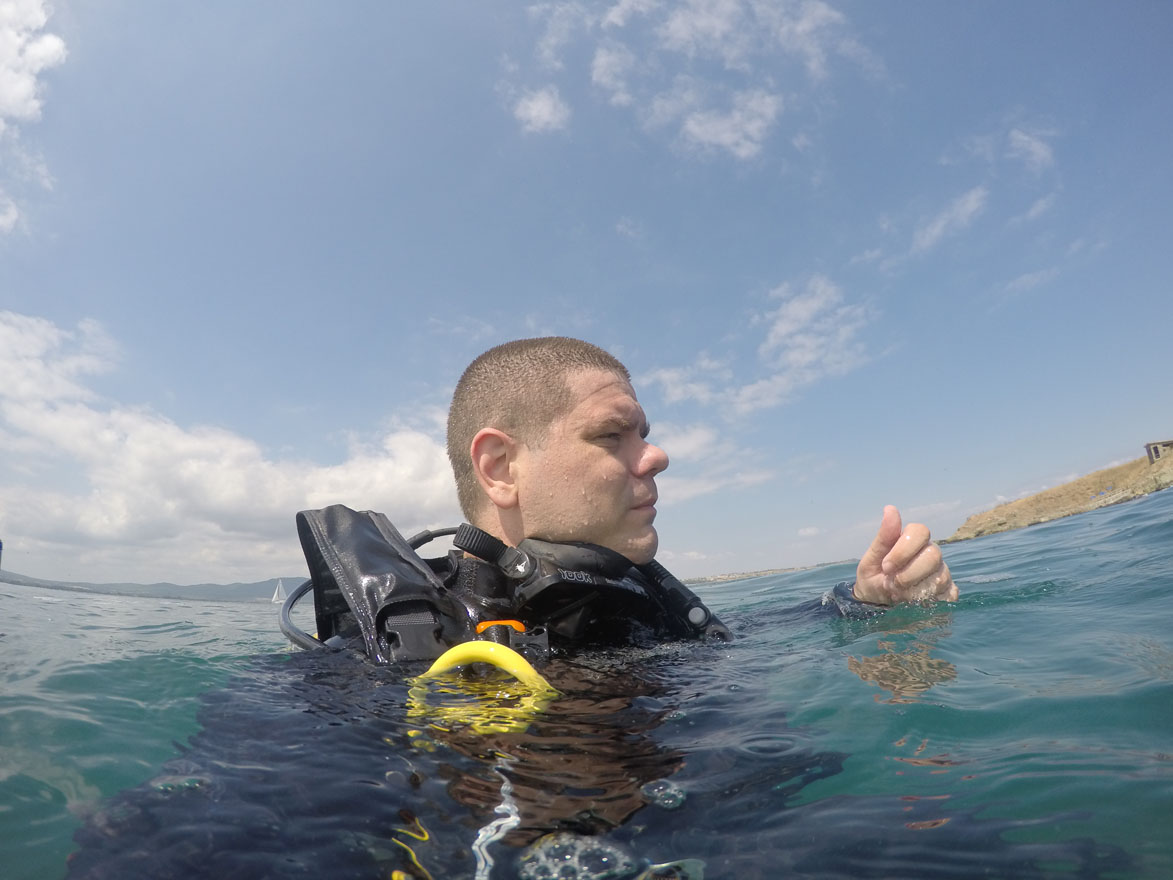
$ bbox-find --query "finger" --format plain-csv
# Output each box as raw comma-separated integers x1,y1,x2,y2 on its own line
857,505,902,580
898,555,958,603
935,562,959,602
891,542,943,591
914,565,956,602
881,522,932,576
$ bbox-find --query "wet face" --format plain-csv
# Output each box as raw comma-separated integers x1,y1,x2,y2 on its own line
513,369,670,564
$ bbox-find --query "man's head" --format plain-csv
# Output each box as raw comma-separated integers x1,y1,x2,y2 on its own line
446,337,669,563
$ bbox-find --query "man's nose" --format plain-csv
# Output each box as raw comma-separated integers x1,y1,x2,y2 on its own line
639,441,669,476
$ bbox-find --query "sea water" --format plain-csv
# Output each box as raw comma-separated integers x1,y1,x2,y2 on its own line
2,490,1171,879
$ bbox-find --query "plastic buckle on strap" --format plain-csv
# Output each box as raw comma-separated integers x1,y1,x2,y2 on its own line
473,620,550,665
377,601,447,661
509,626,549,665
475,619,526,635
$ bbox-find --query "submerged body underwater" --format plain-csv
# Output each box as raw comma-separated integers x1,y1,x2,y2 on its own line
3,489,1173,878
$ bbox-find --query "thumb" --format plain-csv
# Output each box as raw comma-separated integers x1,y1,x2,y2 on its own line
857,505,902,579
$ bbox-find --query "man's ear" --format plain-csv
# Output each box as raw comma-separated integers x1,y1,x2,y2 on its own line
470,428,520,510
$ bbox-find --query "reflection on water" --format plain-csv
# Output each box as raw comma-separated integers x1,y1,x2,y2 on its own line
63,650,707,879
412,659,687,846
844,613,957,703
847,645,957,702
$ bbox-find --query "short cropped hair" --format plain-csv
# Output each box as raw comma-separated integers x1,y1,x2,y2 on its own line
447,337,631,521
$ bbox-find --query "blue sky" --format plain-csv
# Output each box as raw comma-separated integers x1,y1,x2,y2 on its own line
2,1,1172,584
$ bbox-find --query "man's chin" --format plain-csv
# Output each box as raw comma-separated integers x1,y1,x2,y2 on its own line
620,529,659,565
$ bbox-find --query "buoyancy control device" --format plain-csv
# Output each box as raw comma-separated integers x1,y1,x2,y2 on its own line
279,504,730,665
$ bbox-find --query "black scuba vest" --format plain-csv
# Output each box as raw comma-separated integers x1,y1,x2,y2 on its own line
293,504,730,665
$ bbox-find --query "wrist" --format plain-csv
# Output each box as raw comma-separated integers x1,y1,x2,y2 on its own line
840,580,886,607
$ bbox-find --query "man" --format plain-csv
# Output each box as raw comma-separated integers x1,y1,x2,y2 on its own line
447,336,957,612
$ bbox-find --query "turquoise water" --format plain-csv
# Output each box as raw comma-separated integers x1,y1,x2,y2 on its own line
2,490,1172,878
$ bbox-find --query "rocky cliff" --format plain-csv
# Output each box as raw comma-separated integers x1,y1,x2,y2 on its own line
945,454,1173,542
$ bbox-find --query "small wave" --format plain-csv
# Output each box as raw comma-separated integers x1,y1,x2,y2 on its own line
958,573,1014,584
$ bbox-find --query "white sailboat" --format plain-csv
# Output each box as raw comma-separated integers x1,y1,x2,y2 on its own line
271,578,287,604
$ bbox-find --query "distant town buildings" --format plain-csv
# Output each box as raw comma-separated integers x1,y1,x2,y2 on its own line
1144,440,1173,465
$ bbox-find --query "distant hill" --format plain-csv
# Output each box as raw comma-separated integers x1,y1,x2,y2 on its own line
0,569,304,602
945,455,1173,543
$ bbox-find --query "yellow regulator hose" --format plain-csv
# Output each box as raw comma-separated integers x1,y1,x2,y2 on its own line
418,641,554,693
407,641,558,736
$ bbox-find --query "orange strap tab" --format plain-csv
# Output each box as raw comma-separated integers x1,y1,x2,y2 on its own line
475,619,526,634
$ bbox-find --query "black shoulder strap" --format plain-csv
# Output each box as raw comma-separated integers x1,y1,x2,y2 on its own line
296,505,471,663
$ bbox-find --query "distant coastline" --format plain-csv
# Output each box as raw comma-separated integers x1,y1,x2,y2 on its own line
684,560,855,586
944,455,1173,543
0,569,294,603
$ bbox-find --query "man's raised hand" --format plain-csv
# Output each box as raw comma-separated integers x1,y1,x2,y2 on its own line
853,505,958,605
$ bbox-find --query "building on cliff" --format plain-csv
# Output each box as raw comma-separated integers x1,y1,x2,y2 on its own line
1144,440,1173,464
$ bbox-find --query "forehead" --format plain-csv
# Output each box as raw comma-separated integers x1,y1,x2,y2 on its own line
560,368,645,427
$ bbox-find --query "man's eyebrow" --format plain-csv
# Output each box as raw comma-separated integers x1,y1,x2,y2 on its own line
592,413,650,437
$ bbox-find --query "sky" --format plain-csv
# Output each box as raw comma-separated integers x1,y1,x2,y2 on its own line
2,1,1172,585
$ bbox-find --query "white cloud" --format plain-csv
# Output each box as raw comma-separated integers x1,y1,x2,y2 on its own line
1066,236,1107,258
849,246,882,266
658,0,754,68
942,122,1058,185
615,215,643,238
0,0,66,132
642,419,774,506
732,274,868,413
1010,192,1056,225
1006,127,1054,173
0,0,67,233
903,499,961,520
514,85,572,133
0,312,118,403
657,466,772,504
680,88,781,159
591,41,636,105
644,75,704,128
653,421,723,462
1003,266,1058,293
911,185,988,254
760,0,849,80
0,192,20,233
530,2,590,70
758,273,841,355
948,133,998,166
656,0,863,79
642,366,715,404
0,312,460,583
644,275,871,418
508,0,875,151
601,0,659,29
640,354,732,405
797,526,820,537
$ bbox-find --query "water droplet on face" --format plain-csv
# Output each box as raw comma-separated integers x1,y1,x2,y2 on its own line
640,778,685,810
